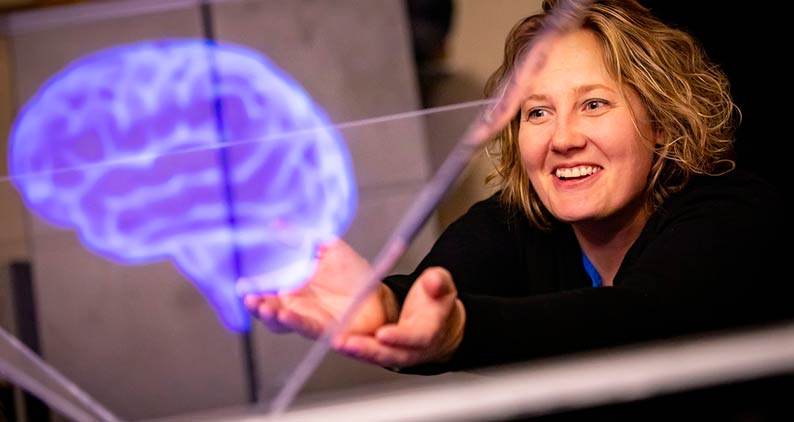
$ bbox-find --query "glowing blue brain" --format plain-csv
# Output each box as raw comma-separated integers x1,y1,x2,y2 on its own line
8,39,358,332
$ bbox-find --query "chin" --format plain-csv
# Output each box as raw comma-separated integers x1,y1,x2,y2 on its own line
549,210,595,224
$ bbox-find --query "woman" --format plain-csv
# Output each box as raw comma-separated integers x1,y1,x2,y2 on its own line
243,0,787,373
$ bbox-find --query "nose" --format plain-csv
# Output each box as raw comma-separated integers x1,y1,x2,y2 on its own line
549,114,586,153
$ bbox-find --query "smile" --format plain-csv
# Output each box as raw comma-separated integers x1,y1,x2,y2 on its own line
555,165,601,180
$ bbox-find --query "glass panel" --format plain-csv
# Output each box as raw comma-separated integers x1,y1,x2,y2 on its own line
1,1,792,421
0,0,495,420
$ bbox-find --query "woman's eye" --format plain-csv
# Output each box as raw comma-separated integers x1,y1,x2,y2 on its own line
584,99,607,110
525,108,546,121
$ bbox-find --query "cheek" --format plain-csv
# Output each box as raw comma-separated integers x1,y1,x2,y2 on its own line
626,133,656,169
597,120,655,165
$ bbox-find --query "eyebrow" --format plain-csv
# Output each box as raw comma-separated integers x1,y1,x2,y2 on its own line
574,83,612,96
523,83,614,103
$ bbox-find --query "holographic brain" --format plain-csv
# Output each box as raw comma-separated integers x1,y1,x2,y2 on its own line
8,39,358,332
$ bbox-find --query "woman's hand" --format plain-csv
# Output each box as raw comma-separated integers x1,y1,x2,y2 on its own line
242,239,397,340
333,267,466,369
243,240,466,370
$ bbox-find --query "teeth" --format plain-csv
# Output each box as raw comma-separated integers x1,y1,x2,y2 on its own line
555,166,600,179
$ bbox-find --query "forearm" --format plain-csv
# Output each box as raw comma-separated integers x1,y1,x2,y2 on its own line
447,287,664,371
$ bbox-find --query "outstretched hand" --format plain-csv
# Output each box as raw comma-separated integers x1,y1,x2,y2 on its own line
242,239,393,339
333,266,465,369
243,240,466,369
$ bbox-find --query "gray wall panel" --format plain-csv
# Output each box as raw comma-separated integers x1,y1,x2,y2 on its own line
1,0,438,419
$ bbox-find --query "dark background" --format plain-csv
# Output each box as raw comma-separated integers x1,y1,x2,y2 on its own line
643,0,784,194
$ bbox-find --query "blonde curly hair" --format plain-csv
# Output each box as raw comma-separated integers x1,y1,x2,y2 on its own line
484,0,737,229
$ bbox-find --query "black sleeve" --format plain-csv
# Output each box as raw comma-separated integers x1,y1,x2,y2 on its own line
448,171,791,371
382,195,655,372
385,171,792,374
447,286,662,370
383,193,530,303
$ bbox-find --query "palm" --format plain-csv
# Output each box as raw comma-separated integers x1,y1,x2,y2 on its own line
274,240,387,337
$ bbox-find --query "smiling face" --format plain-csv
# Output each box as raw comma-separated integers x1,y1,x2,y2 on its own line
518,28,656,233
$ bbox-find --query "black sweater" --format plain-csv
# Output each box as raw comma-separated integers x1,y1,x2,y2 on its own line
383,169,791,372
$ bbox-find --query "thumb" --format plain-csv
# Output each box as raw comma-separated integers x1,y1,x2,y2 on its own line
420,267,456,300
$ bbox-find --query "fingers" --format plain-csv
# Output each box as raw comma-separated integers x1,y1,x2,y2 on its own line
419,267,456,299
244,294,292,334
381,268,456,347
368,267,464,361
374,324,431,350
324,267,464,369
333,334,426,369
327,269,455,368
375,281,445,348
243,294,328,338
242,263,463,369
